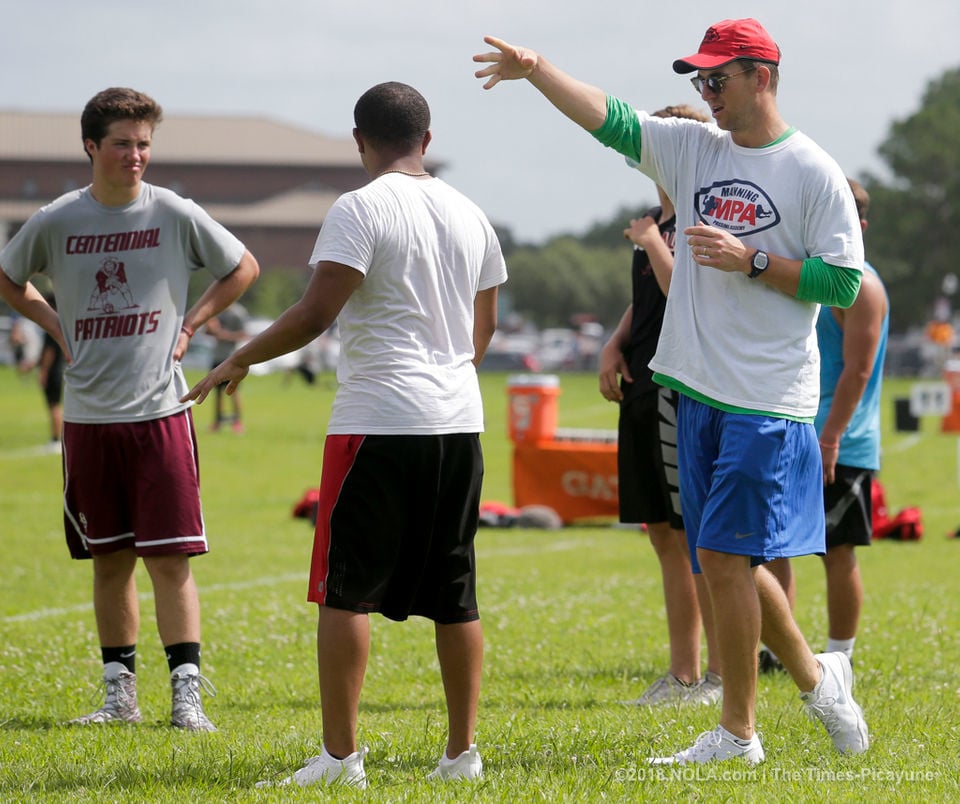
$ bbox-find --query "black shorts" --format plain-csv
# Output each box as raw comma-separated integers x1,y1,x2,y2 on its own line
308,433,483,624
617,386,683,529
43,371,63,406
824,464,874,549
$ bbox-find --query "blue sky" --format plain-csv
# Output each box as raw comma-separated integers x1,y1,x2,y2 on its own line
4,1,958,242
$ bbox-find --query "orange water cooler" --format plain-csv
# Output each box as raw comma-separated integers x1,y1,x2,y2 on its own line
507,374,560,444
507,375,619,524
942,359,960,432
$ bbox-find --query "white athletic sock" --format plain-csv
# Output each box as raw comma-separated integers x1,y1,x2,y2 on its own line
826,637,856,659
718,724,755,747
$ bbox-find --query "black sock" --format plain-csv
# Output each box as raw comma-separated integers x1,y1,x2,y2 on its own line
164,642,201,673
101,645,136,674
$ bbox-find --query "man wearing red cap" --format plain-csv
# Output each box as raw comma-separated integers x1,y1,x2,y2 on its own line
474,18,869,765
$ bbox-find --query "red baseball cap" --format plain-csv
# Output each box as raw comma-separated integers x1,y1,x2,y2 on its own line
673,18,780,74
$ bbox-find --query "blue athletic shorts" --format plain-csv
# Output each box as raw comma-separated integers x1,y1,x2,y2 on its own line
677,395,825,573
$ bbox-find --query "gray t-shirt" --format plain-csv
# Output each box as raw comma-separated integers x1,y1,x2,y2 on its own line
0,183,245,423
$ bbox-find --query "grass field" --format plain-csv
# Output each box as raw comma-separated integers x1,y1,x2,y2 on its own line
1,366,958,802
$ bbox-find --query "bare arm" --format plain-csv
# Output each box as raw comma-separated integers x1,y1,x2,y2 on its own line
0,269,69,358
627,215,674,296
473,36,608,131
598,305,632,402
181,260,362,403
473,286,499,367
817,272,887,484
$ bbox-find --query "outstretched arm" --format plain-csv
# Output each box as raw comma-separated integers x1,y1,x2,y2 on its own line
181,261,363,403
473,36,608,131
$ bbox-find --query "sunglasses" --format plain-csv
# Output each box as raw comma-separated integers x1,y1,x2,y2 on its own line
690,67,755,95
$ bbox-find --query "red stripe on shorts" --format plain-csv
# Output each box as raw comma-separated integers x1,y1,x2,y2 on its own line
307,434,364,604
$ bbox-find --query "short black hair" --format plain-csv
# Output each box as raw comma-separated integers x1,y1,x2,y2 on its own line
353,82,430,149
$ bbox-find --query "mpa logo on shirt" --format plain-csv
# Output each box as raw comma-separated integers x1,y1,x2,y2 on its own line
694,180,780,236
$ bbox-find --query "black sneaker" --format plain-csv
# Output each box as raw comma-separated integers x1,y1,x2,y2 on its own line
758,648,786,674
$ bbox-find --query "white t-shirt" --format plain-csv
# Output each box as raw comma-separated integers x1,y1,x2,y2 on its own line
0,184,245,422
309,174,507,434
636,113,863,418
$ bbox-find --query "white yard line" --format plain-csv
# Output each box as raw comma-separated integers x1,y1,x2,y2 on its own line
1,538,595,624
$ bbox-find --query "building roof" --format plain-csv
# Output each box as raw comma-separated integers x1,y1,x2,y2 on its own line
0,189,342,230
0,110,360,167
205,188,344,227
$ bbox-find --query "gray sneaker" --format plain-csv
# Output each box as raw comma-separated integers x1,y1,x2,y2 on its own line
801,651,869,754
623,673,694,706
170,664,217,732
686,671,723,705
70,670,142,725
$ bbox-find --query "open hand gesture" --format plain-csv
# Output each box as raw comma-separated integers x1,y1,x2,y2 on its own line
473,36,539,89
180,358,249,405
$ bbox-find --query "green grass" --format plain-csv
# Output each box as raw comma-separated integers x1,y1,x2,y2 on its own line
1,367,958,801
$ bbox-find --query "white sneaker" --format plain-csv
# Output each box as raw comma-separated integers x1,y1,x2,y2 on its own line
70,670,142,725
170,664,217,732
623,673,694,706
256,746,368,788
649,726,764,766
801,651,869,754
686,671,723,705
427,744,482,781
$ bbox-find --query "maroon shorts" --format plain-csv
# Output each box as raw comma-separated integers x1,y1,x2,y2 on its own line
307,433,482,624
62,410,207,559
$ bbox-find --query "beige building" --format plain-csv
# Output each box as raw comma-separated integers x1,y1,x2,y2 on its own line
0,110,443,270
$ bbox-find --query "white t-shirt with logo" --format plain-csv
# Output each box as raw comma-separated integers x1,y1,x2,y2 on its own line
0,184,245,422
309,174,507,434
636,112,863,418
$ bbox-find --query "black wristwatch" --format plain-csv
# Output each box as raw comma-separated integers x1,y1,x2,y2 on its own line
748,249,769,279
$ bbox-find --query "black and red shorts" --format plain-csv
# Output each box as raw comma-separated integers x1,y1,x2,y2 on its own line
308,433,483,624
